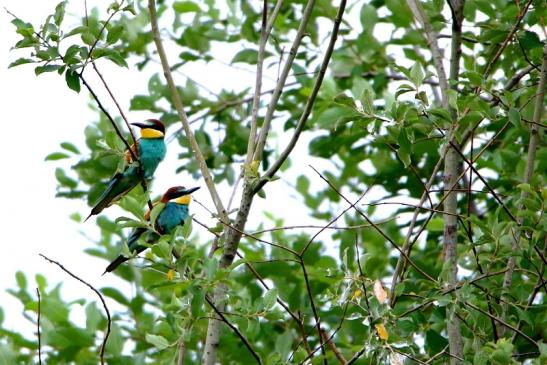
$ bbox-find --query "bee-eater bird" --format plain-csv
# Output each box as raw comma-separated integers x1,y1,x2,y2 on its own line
103,186,200,274
85,119,167,221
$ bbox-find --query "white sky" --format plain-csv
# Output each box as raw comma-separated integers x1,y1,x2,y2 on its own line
0,0,343,336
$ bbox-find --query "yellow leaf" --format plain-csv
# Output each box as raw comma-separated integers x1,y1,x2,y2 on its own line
351,289,363,301
375,323,388,341
373,280,387,304
166,269,175,281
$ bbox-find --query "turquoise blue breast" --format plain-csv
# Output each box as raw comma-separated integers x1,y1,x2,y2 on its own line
139,138,166,178
156,203,189,234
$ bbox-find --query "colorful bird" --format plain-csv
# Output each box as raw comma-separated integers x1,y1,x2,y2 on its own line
103,186,200,274
85,119,167,221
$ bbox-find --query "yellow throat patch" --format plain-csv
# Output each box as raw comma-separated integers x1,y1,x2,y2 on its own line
174,195,191,205
141,128,164,139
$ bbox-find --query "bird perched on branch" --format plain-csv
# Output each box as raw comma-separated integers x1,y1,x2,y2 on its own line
85,119,166,221
103,186,200,274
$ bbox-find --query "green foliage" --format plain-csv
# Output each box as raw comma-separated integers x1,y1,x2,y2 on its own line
5,0,546,364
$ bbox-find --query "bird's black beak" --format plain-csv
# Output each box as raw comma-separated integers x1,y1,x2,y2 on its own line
183,186,200,195
130,122,149,129
174,186,200,198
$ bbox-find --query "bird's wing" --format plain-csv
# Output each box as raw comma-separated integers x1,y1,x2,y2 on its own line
125,140,140,164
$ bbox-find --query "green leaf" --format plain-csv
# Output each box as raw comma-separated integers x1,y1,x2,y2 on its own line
231,49,263,64
65,69,81,93
149,203,166,227
15,271,27,290
360,89,375,115
360,4,378,34
508,108,521,127
397,128,412,167
35,64,63,75
173,1,201,13
11,18,34,37
63,25,88,38
101,287,130,305
120,195,144,219
0,344,16,364
447,89,458,112
85,302,102,332
8,58,35,68
409,62,424,88
334,93,356,108
55,168,78,188
130,95,156,111
263,288,278,310
105,51,128,67
81,31,96,45
204,257,218,281
45,152,70,161
107,25,124,44
145,333,170,350
60,142,80,154
275,330,292,361
427,218,444,232
54,1,67,26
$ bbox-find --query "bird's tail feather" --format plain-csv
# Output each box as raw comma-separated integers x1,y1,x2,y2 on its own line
103,255,128,275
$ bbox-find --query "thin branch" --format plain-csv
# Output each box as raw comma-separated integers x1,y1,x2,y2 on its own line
252,0,317,163
36,288,42,365
250,218,396,235
310,165,436,282
235,252,313,355
301,181,370,256
148,0,228,223
501,40,547,334
390,148,445,304
364,202,465,218
320,328,347,364
258,0,347,188
299,258,328,365
245,0,284,166
464,301,538,347
482,0,534,79
405,0,449,107
90,61,154,210
40,254,111,365
204,295,262,364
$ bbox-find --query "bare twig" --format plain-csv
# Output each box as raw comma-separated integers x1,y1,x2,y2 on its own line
40,254,111,365
148,0,228,223
298,258,328,364
320,328,347,364
464,301,538,347
310,165,436,282
204,295,262,364
482,0,534,79
252,0,317,163
405,0,449,107
245,0,284,166
258,0,347,188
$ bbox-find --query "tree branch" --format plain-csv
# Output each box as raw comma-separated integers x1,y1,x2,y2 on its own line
500,40,547,335
252,0,317,163
258,0,347,188
40,254,111,365
148,0,228,222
